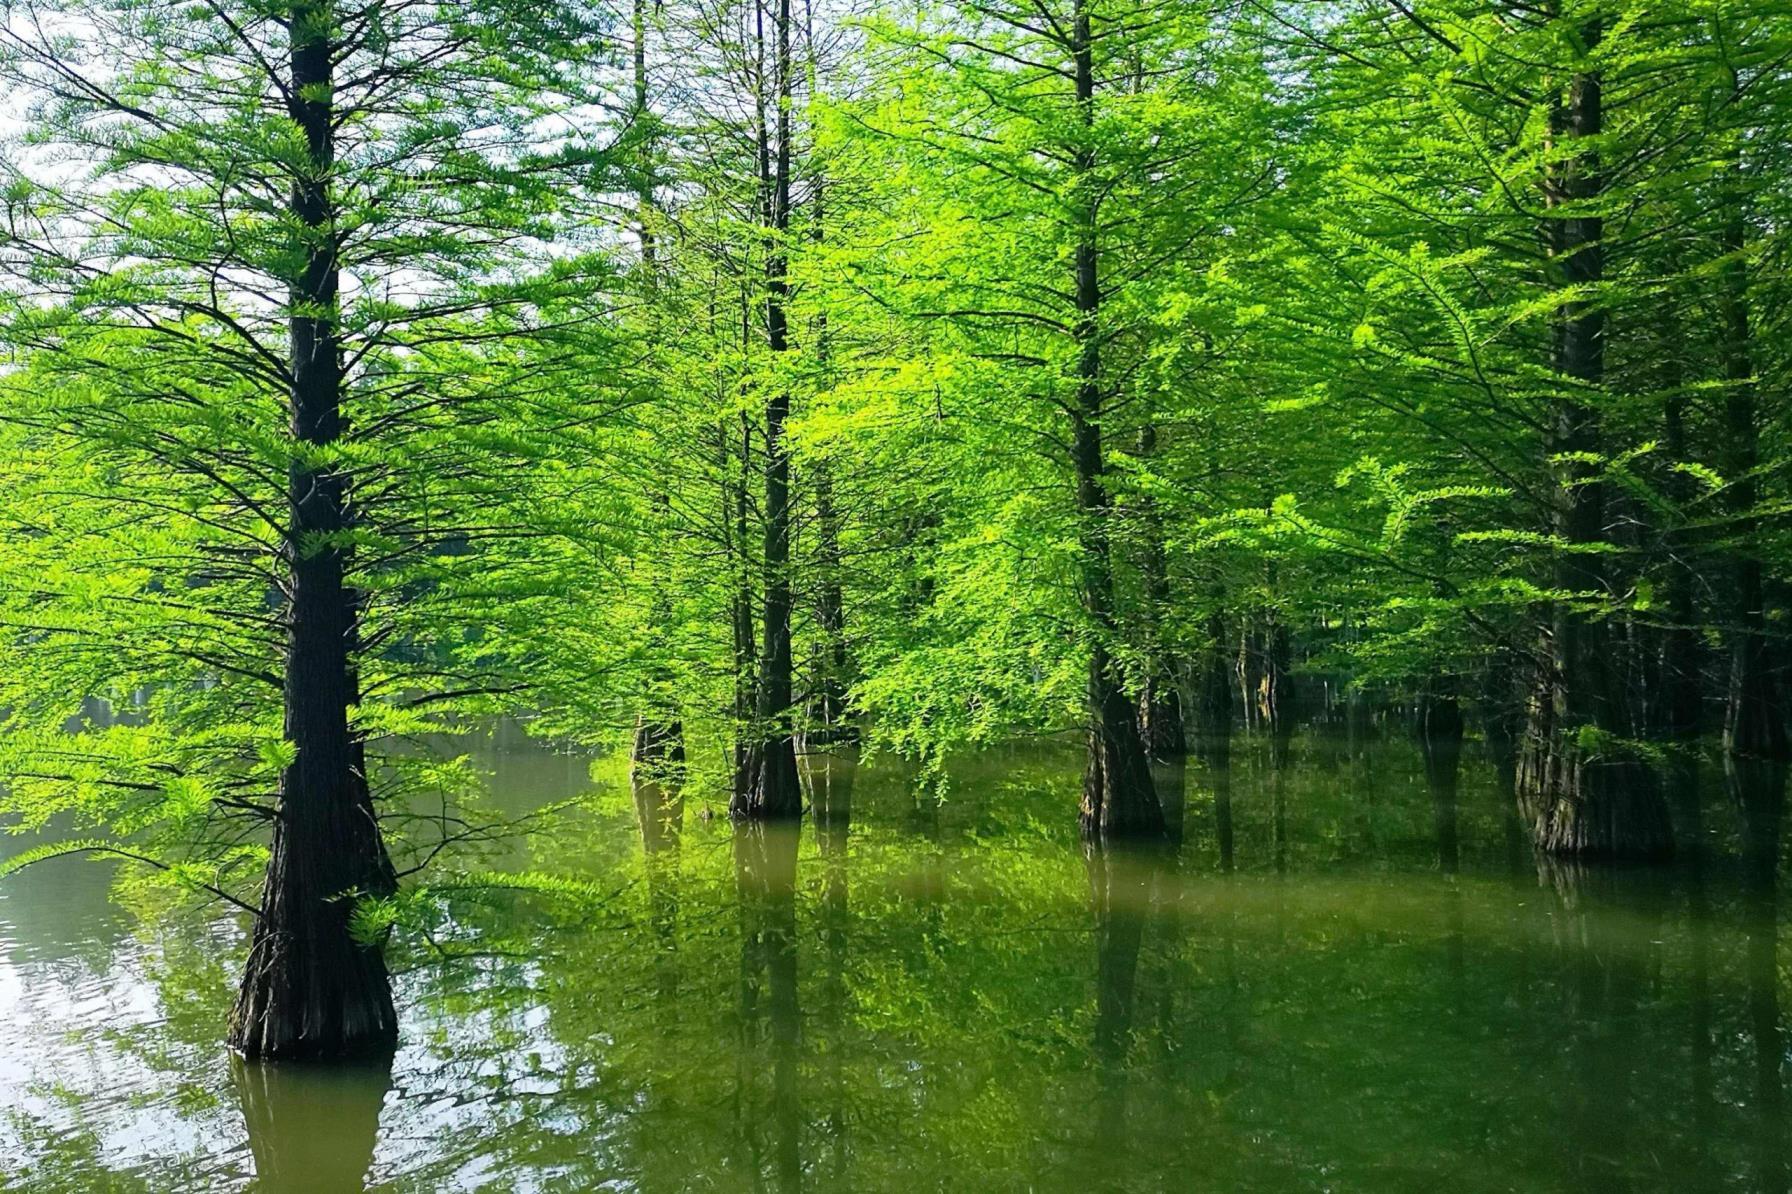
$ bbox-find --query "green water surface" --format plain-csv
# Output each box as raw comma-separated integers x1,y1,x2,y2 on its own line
1,729,1786,1192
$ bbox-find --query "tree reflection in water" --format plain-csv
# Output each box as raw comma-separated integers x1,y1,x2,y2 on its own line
5,732,1792,1192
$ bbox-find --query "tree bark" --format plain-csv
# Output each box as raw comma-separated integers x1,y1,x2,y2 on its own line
1655,304,1702,741
809,184,856,746
230,0,399,1060
738,0,802,820
1134,424,1185,761
1070,0,1161,842
1718,148,1786,759
730,406,760,806
1192,608,1233,765
1515,16,1670,858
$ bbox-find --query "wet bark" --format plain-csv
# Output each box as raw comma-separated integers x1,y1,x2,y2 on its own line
1069,0,1160,842
1515,19,1671,858
230,0,398,1060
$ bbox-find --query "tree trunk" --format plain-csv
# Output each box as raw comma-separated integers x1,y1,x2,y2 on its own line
1655,306,1702,741
1718,150,1786,759
1262,607,1293,768
1515,17,1670,858
629,0,685,780
808,184,856,746
730,407,759,806
1070,0,1161,842
1192,609,1233,765
230,0,398,1060
1135,425,1185,761
737,0,802,821
811,461,854,742
1418,688,1463,874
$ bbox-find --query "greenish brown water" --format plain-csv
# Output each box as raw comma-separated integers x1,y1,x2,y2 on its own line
2,729,1788,1192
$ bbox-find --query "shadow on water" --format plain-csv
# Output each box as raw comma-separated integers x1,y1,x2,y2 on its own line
233,1057,391,1193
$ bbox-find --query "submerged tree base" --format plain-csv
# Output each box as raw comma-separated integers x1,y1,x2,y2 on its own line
1517,735,1673,860
229,937,399,1061
1079,724,1166,843
228,781,400,1061
632,715,687,788
731,735,804,822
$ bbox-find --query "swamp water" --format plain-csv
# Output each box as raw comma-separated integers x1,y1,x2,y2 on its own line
1,728,1789,1192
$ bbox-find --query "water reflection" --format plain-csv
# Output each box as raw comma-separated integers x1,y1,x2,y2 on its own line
1085,842,1162,1156
806,747,854,1185
6,730,1792,1191
1734,759,1787,1194
234,1058,391,1193
733,822,803,1191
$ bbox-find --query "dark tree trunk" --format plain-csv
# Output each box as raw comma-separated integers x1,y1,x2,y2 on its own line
1418,688,1463,874
1262,609,1293,768
1070,0,1160,841
736,0,801,820
808,185,856,747
1211,757,1234,873
730,408,759,806
230,0,398,1060
1193,609,1233,765
1135,425,1185,761
633,709,686,787
810,461,855,743
634,777,685,857
629,0,685,779
1718,154,1786,760
1515,18,1670,858
1655,311,1702,741
632,0,656,269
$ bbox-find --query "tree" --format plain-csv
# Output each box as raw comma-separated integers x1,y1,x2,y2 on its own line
0,0,617,1055
824,0,1278,838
